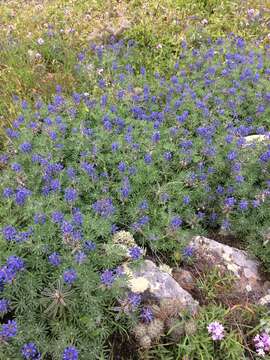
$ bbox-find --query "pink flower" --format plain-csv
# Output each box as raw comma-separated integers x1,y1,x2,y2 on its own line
207,321,225,341
254,332,270,357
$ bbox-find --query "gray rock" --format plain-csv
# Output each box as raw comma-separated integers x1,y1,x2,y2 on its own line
173,269,196,292
243,134,270,148
124,260,199,315
189,236,265,295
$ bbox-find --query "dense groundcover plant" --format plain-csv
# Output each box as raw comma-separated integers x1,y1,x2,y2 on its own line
0,35,270,358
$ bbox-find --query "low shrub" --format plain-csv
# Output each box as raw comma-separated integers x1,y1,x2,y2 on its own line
0,36,270,358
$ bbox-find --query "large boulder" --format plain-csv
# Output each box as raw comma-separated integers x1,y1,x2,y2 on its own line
189,236,267,299
124,259,199,315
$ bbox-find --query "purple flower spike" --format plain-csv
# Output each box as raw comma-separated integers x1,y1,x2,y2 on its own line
140,307,154,323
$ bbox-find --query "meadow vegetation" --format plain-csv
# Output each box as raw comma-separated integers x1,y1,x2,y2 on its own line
0,1,270,359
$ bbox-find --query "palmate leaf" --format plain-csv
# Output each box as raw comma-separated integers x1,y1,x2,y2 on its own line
40,279,76,319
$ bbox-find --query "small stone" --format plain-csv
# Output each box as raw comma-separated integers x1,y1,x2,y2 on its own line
173,269,196,292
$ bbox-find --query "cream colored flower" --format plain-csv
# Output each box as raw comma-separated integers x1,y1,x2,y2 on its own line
159,264,172,275
129,277,149,293
112,230,136,248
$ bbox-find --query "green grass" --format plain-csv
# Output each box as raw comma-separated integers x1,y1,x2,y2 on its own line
0,0,269,137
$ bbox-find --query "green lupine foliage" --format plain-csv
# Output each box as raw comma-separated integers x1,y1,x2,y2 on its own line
0,37,270,358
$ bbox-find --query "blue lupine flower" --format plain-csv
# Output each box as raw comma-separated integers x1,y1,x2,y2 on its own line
0,266,13,284
63,269,77,285
64,188,78,203
170,216,183,230
152,131,160,143
62,346,79,360
3,187,13,198
48,252,61,267
16,228,33,243
227,150,237,161
2,225,17,241
61,221,74,234
111,224,119,234
160,193,170,202
21,100,28,109
100,270,115,287
183,195,190,205
66,167,76,179
260,150,270,162
111,142,119,152
127,292,141,310
118,161,126,172
15,187,31,206
21,342,41,360
239,199,248,211
84,241,96,252
221,218,231,230
163,152,172,161
52,211,64,224
50,179,61,192
252,199,260,208
120,177,131,200
128,246,143,260
92,198,115,218
0,299,9,315
74,251,86,264
0,320,18,339
6,128,19,138
139,200,148,210
34,213,46,225
81,162,96,180
140,307,154,323
19,142,32,153
224,197,235,207
11,163,22,172
114,266,125,278
182,246,194,257
6,256,24,272
235,175,244,183
144,153,152,164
